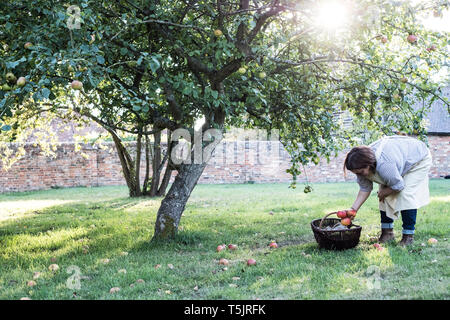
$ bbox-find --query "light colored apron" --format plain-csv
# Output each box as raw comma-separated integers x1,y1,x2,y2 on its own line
367,136,433,220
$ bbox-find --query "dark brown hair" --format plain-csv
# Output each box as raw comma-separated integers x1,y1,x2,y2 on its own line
343,146,376,176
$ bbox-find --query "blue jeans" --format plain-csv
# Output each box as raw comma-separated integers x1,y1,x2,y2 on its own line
380,209,417,235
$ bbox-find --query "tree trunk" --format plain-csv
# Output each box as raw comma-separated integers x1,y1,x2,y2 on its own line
148,130,161,196
152,162,207,240
142,132,151,194
156,164,172,197
109,129,140,197
134,131,143,197
152,125,223,240
156,129,173,196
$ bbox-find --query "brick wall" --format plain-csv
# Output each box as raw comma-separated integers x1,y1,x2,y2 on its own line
0,136,448,193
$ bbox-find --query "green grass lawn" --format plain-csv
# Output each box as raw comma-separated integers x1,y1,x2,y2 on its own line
0,180,449,300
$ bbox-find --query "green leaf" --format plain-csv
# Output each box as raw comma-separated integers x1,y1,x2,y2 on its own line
96,55,105,64
41,88,51,99
6,57,26,69
148,57,160,73
182,86,191,95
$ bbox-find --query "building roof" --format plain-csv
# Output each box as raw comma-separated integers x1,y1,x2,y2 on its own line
421,86,450,134
334,85,450,135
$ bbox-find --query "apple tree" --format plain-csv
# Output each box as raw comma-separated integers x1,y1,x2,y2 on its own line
0,0,449,241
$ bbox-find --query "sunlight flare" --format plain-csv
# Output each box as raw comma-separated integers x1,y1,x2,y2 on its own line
315,1,349,30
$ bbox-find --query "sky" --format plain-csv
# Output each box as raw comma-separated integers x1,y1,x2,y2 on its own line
419,8,450,32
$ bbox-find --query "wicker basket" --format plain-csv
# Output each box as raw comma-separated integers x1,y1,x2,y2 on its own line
310,212,362,250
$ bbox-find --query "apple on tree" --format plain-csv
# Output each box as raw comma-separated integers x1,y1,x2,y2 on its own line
24,42,33,49
427,44,437,52
71,80,83,90
6,72,16,84
16,77,26,87
214,29,223,37
238,67,246,74
433,9,443,18
407,34,418,44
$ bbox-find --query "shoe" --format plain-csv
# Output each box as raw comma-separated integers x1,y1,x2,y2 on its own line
399,234,414,246
378,228,395,243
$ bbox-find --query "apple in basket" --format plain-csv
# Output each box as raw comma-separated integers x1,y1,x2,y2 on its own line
341,218,352,226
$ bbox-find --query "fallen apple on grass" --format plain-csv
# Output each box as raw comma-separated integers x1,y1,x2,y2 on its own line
219,258,229,266
109,287,120,293
27,280,37,287
269,241,278,249
228,244,237,250
247,259,256,266
48,264,59,272
427,238,438,245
